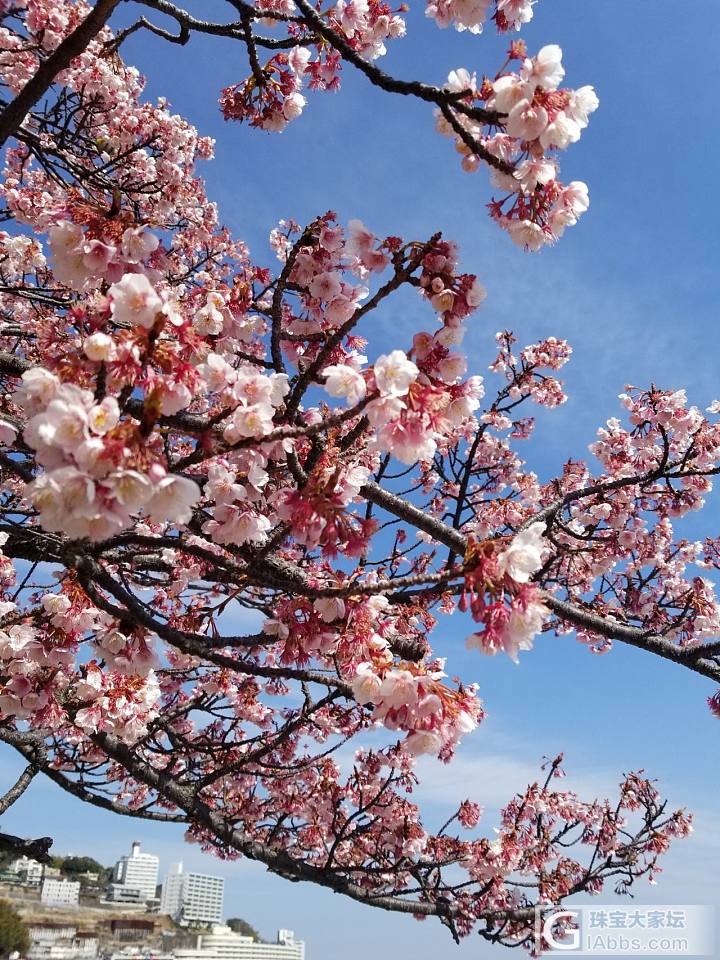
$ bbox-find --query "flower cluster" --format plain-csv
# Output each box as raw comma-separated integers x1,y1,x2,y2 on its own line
275,456,373,554
220,51,309,132
22,369,200,540
426,0,534,34
72,661,161,742
48,220,160,293
0,584,159,742
201,461,272,546
708,691,720,719
212,0,595,245
352,659,482,756
462,523,550,661
220,368,290,443
437,45,598,248
330,0,407,60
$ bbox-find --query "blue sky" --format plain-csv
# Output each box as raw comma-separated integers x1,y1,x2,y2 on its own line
3,2,720,957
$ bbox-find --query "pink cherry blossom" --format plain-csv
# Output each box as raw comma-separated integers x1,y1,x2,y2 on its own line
0,419,17,445
109,273,164,330
147,475,201,525
497,522,546,583
373,351,419,397
323,363,367,405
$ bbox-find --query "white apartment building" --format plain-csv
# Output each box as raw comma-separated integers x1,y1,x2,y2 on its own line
41,879,80,907
28,925,98,960
32,938,98,960
160,863,184,918
160,863,224,925
105,884,146,904
111,842,159,903
175,926,304,960
7,855,44,884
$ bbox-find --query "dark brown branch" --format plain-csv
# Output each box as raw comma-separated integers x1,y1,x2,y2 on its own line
543,596,720,683
361,480,465,553
0,729,188,822
241,11,265,89
0,762,39,815
89,729,536,926
437,101,514,175
0,830,53,862
270,225,316,373
523,463,685,532
2,350,719,683
76,556,353,693
106,15,190,51
130,0,308,48
355,482,720,682
291,0,502,129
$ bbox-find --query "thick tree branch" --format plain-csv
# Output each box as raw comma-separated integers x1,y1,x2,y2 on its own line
88,729,534,926
0,728,188,822
0,762,39,815
361,480,466,553
543,596,720,683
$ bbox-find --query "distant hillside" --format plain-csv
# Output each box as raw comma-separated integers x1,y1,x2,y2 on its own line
227,918,264,942
2,887,172,929
50,856,112,883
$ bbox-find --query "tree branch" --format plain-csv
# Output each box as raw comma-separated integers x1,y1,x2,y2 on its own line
0,762,39,816
0,0,121,148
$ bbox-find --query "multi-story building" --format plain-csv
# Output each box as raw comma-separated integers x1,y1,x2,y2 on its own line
7,855,44,884
105,884,146,905
109,842,159,903
27,924,98,960
174,926,304,960
159,864,184,919
27,923,77,945
160,864,224,926
41,879,80,907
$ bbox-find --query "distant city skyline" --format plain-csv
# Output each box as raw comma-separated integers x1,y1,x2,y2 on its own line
2,841,304,960
2,1,719,958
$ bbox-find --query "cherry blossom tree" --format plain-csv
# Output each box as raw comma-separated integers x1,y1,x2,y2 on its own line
0,0,713,952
